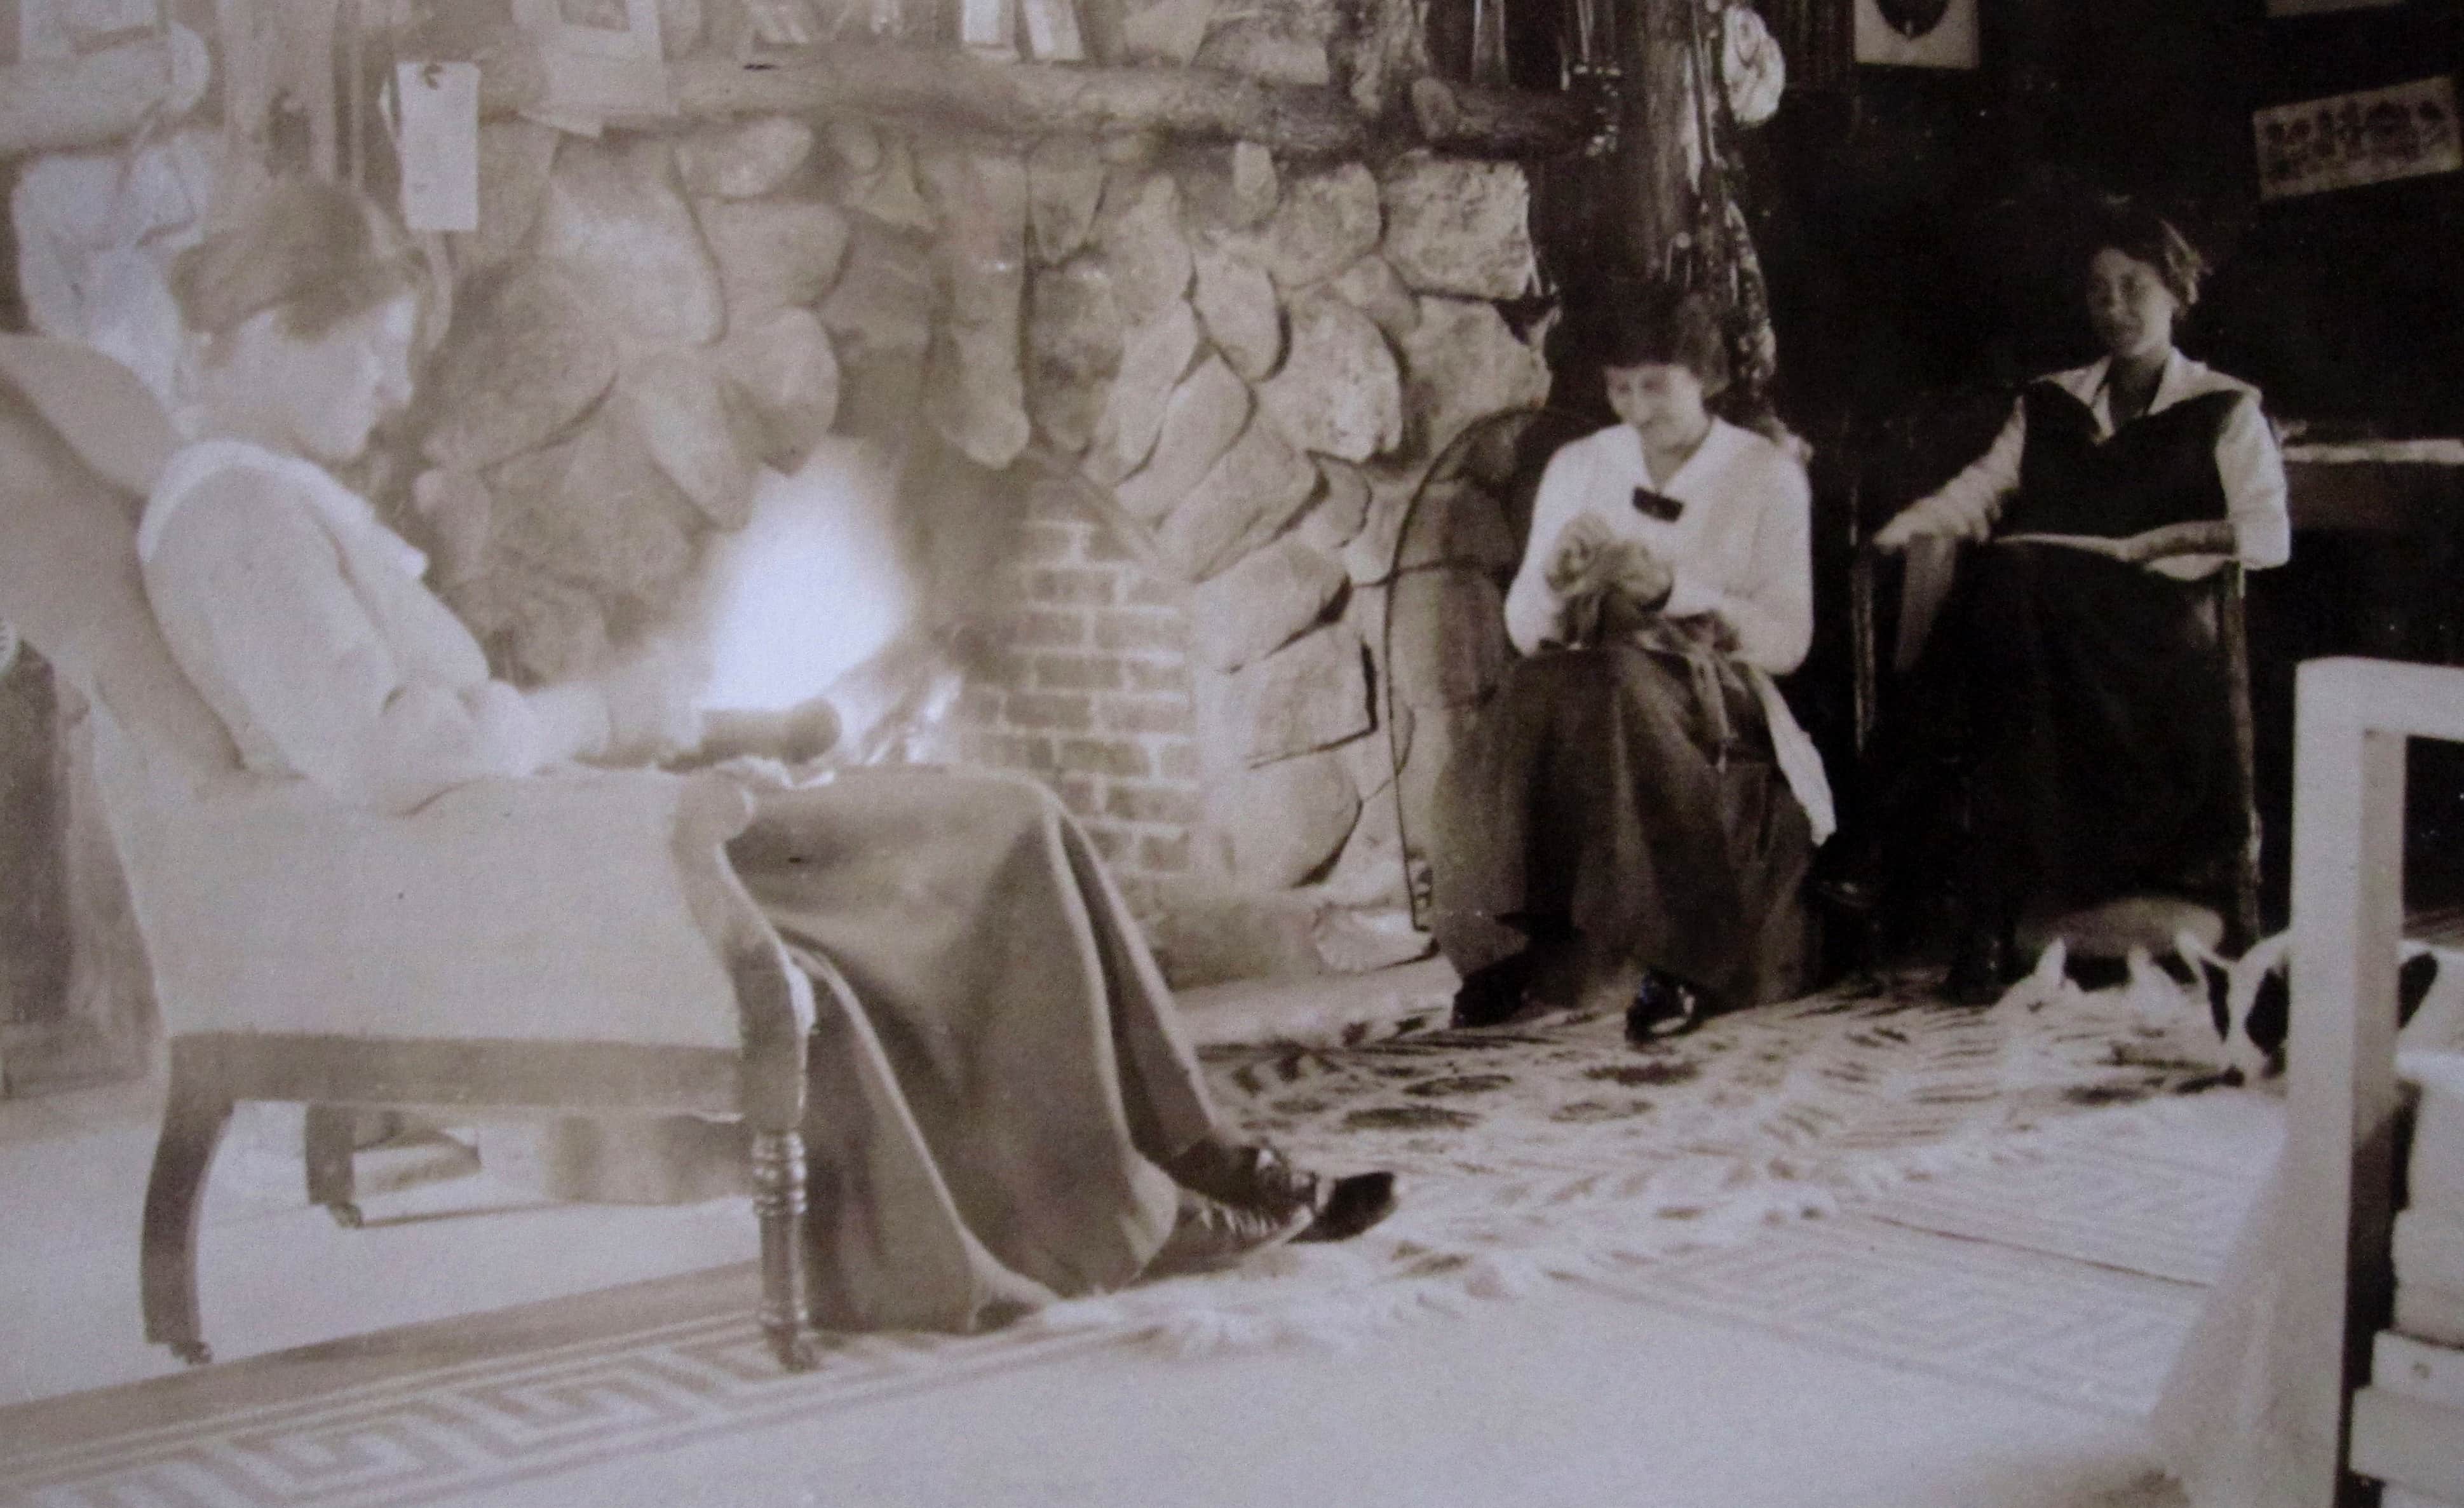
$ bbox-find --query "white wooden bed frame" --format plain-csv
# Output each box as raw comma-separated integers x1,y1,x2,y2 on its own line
2285,656,2464,1505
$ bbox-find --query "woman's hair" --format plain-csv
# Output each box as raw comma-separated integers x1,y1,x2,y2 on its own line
2081,195,2208,309
168,177,422,345
1594,287,1731,395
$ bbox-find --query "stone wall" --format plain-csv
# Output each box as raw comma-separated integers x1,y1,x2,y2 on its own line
937,147,1554,983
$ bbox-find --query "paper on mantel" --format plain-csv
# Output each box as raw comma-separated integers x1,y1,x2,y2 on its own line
394,62,480,233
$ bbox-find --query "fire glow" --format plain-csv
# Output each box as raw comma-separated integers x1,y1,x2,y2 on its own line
686,437,918,716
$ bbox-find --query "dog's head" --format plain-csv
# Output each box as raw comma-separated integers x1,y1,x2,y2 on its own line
2173,930,2453,1083
2174,931,2289,1083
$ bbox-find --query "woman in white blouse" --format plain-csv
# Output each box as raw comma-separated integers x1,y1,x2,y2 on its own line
1853,198,2291,1002
135,179,1392,1333
1433,290,1832,1038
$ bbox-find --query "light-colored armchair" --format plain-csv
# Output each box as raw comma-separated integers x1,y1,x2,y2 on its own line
0,336,823,1371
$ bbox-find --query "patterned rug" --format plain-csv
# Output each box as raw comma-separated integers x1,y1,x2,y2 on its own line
1022,970,2233,1350
1613,1090,2277,1421
0,972,2242,1508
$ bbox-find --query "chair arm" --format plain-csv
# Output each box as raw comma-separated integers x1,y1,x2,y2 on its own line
127,766,811,1073
1848,537,1964,756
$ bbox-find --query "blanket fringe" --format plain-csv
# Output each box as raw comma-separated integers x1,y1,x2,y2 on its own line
1019,1096,2195,1361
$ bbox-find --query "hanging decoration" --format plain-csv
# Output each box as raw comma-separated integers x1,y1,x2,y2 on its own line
1558,0,1627,155
1679,0,1782,420
390,60,482,231
1718,2,1785,127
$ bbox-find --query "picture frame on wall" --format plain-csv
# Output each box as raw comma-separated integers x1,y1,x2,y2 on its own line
2255,76,2463,200
1853,0,1977,71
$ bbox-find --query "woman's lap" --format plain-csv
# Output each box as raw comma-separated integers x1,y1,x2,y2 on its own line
1433,643,1812,1008
724,766,1202,1322
1954,545,2239,907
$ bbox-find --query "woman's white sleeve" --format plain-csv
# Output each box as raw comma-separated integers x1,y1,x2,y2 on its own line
1897,403,2025,541
1663,458,1815,674
2216,394,2291,569
143,477,601,812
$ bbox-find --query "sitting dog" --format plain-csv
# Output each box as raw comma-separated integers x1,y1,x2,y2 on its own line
1995,931,2464,1085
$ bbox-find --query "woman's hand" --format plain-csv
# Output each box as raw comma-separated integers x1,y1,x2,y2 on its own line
2103,532,2160,566
707,754,809,791
1609,541,1675,610
593,647,707,766
1545,513,1618,594
1871,508,1937,555
696,697,843,768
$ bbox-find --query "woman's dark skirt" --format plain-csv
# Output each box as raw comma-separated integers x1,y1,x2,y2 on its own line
1945,542,2242,920
1428,639,1815,1012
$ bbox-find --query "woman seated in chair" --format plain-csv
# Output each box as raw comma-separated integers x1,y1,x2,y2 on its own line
133,177,1393,1333
1858,197,2290,1003
1432,290,1832,1038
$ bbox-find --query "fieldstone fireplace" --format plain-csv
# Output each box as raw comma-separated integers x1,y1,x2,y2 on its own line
355,79,1563,986
15,0,1804,1026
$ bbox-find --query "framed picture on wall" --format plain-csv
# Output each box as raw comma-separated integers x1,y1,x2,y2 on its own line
2255,76,2463,200
1853,0,1977,71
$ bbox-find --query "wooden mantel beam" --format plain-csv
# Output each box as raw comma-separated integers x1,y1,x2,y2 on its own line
480,38,1597,160
0,31,208,160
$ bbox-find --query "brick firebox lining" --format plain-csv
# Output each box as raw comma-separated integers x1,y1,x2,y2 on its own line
944,494,1201,924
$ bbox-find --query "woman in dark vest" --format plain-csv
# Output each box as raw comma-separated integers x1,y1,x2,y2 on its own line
1864,198,2289,1002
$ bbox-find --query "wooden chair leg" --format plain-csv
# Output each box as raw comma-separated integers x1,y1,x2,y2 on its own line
142,1049,231,1366
303,1105,363,1228
2220,564,2266,952
750,1127,815,1371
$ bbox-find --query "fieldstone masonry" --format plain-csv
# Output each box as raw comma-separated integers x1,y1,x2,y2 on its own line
940,143,1551,983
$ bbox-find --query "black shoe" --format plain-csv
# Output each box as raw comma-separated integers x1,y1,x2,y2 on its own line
1145,1190,1315,1277
1292,1171,1400,1244
1162,1138,1315,1214
1810,848,1886,916
1811,872,1885,916
1451,953,1534,1029
1167,1140,1399,1245
1945,924,2018,1006
1627,969,1714,1042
